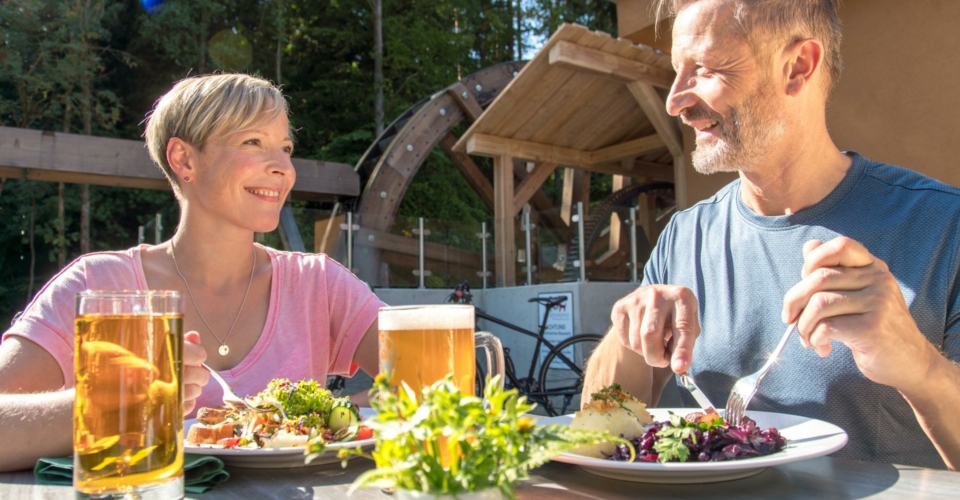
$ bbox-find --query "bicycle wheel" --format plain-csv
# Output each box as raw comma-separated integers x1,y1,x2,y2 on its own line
537,334,604,416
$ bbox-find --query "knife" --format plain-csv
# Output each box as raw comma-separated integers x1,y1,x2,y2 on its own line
678,372,718,413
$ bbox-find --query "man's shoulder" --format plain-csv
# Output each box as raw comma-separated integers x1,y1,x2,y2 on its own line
860,156,960,203
670,178,740,223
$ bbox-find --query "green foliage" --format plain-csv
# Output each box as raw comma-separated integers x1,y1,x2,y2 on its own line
339,374,623,499
0,0,621,318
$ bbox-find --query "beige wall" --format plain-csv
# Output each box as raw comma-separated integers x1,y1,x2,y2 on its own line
828,0,960,187
618,0,960,208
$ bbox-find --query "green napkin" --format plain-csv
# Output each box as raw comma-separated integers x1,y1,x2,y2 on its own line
35,454,230,494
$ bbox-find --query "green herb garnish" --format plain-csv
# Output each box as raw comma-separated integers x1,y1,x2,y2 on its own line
337,373,628,499
653,412,725,463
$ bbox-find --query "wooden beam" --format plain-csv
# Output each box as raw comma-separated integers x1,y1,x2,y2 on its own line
0,126,358,201
493,154,516,287
588,134,665,165
549,40,675,89
439,133,494,211
446,83,484,123
586,159,674,181
512,162,557,216
466,133,589,167
627,82,683,157
355,227,483,268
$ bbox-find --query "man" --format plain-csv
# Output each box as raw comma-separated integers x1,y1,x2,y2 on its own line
584,0,960,470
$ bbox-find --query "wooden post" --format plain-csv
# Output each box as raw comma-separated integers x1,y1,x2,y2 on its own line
493,154,516,287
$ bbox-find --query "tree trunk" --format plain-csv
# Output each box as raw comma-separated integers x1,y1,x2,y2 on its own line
506,0,514,59
58,183,66,267
515,0,523,60
275,0,283,84
27,197,36,301
80,74,91,254
373,0,384,137
199,7,208,74
59,96,72,267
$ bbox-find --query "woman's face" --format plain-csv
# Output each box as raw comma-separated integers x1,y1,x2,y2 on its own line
187,111,296,233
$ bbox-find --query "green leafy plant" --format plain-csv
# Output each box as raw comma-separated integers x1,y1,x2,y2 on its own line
327,373,627,499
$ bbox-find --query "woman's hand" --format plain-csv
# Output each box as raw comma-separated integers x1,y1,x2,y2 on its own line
182,331,209,416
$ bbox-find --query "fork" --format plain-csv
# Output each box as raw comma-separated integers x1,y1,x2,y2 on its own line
202,363,277,414
724,323,797,426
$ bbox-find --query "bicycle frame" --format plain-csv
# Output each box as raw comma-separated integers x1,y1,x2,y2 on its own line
475,303,583,394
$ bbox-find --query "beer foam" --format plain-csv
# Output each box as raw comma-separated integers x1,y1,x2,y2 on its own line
378,305,474,331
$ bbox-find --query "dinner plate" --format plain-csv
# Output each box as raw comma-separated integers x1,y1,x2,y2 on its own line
184,407,376,468
540,408,848,484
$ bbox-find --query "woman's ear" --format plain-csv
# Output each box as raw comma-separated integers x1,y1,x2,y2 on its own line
166,138,196,183
783,38,824,97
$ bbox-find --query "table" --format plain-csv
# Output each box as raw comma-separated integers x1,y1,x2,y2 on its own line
1,456,957,499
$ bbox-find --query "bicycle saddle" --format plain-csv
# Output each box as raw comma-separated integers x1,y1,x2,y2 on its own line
528,296,568,306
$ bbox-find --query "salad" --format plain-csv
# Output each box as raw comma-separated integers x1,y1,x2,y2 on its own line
608,411,787,463
186,378,372,450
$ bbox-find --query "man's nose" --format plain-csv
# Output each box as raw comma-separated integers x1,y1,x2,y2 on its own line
665,74,696,117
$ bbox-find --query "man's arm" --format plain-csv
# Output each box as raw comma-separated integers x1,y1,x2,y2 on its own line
583,333,675,406
582,284,701,407
783,237,960,470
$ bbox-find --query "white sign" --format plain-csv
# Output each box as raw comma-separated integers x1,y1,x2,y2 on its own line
537,292,574,369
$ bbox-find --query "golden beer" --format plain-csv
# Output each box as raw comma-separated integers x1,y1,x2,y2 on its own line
379,305,503,398
379,326,476,396
74,292,183,499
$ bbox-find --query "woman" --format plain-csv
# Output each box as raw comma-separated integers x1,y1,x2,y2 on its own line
0,74,383,471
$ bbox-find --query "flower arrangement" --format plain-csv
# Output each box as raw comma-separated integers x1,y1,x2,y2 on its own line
318,373,626,500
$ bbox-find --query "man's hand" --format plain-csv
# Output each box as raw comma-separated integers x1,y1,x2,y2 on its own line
610,285,701,373
782,237,935,391
182,331,209,416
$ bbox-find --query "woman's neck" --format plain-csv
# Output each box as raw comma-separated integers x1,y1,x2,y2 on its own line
167,215,259,292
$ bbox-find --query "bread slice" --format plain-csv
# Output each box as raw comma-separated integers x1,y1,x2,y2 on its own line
187,421,241,445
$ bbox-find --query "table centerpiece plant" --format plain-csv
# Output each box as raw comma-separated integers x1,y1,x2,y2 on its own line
307,373,630,500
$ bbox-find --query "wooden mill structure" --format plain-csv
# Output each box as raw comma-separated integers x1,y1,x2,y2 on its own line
342,23,684,288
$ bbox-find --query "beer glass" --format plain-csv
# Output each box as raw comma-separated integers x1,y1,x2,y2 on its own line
74,291,184,500
378,305,504,396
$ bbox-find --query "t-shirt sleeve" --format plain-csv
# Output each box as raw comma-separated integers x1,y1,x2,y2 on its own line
641,217,676,288
323,258,385,376
1,257,90,388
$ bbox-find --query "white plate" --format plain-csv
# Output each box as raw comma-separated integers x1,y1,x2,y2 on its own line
184,407,376,468
541,408,848,484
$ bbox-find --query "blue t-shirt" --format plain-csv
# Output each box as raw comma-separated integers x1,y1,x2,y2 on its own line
644,152,960,469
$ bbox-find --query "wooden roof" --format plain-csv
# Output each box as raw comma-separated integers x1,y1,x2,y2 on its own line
0,126,358,201
453,23,682,180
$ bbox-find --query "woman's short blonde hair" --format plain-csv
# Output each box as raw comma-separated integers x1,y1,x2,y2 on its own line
143,73,288,196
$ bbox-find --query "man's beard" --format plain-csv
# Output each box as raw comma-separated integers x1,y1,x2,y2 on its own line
685,81,786,175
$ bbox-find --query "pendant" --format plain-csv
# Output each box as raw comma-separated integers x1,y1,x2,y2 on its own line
218,344,230,356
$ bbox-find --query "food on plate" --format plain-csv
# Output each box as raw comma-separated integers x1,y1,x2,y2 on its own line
569,383,653,458
609,412,787,463
569,384,788,463
186,378,367,449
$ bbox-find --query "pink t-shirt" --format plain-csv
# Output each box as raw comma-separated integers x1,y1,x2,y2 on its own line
2,244,384,416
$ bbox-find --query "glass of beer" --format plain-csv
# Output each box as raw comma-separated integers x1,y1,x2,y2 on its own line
378,304,504,396
74,291,184,500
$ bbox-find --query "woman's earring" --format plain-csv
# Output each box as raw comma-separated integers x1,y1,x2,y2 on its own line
183,176,190,182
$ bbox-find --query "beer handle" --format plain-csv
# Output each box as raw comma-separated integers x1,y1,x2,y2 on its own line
475,331,505,392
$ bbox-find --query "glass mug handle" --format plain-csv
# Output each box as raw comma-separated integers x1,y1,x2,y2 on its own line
475,331,505,393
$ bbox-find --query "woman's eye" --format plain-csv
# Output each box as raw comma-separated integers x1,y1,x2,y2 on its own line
283,146,293,154
244,139,261,146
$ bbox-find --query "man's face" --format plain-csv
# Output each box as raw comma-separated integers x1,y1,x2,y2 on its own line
666,0,786,174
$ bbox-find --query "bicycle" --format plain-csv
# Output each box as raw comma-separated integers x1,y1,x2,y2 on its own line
447,281,604,417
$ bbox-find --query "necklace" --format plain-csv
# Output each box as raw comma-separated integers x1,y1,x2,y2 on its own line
171,243,256,356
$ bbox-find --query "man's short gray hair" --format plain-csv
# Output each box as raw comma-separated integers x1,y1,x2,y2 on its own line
655,0,843,94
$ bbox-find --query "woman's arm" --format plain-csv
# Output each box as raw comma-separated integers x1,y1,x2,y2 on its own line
349,322,380,407
0,337,72,471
